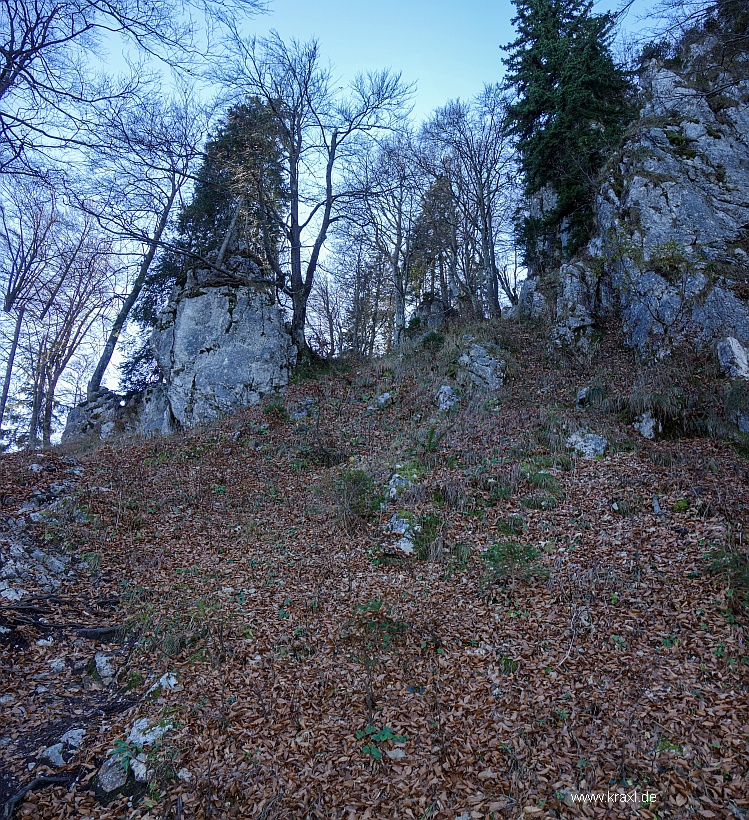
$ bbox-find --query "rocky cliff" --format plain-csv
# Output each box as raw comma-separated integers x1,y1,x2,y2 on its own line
519,33,749,365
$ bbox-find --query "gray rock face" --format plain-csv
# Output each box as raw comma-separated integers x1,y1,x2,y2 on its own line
63,285,296,442
62,385,176,442
517,277,550,320
526,35,749,359
151,285,296,428
717,337,749,379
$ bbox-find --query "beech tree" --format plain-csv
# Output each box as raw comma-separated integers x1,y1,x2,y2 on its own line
0,181,58,431
0,0,264,176
220,32,410,355
23,223,117,446
80,91,211,397
352,132,424,347
421,86,518,313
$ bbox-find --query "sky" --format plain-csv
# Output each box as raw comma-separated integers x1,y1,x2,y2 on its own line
246,0,656,123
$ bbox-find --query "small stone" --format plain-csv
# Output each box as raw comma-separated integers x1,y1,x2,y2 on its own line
576,387,590,406
97,755,128,795
146,672,179,695
376,392,392,408
49,658,66,674
29,464,45,473
60,728,86,749
40,743,66,767
130,753,149,783
128,717,170,747
177,768,192,782
0,587,25,602
0,695,13,706
94,652,115,680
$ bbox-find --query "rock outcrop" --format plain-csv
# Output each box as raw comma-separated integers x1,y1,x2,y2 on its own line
519,33,749,359
63,283,296,442
151,285,296,428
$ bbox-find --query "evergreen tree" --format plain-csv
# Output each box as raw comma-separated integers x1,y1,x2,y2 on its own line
503,0,632,261
120,100,287,392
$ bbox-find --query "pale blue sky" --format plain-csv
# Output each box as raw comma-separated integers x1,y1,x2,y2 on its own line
247,0,654,122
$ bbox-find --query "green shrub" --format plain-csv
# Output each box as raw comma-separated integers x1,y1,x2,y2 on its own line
335,469,377,524
420,331,445,353
483,541,548,587
262,398,289,424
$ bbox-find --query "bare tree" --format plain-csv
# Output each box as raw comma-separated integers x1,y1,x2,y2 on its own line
351,132,425,347
0,181,59,429
79,90,211,397
421,85,518,312
0,0,264,175
23,223,117,446
220,32,411,355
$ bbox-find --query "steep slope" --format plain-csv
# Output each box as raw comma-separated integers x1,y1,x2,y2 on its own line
1,321,747,818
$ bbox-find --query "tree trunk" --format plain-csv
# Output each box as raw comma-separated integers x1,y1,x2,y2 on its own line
27,358,44,450
87,182,178,398
0,306,24,432
393,277,406,348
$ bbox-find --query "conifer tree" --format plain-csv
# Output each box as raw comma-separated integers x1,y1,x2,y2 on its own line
503,0,632,261
119,101,287,392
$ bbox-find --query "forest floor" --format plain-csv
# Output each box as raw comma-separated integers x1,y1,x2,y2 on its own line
0,319,748,819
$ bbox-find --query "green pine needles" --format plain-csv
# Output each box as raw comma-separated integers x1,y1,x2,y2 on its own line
503,0,634,261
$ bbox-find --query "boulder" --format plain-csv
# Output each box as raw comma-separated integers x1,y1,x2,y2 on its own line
459,343,505,390
633,411,662,440
151,285,296,428
436,385,459,412
717,337,749,379
566,432,608,459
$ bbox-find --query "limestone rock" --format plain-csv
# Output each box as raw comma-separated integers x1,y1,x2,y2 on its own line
436,385,459,412
528,35,749,356
517,277,550,320
717,337,749,379
566,432,608,459
96,755,128,797
128,717,170,748
94,651,115,681
151,285,296,428
40,743,66,767
459,343,505,390
633,411,662,440
414,293,453,330
385,514,417,554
